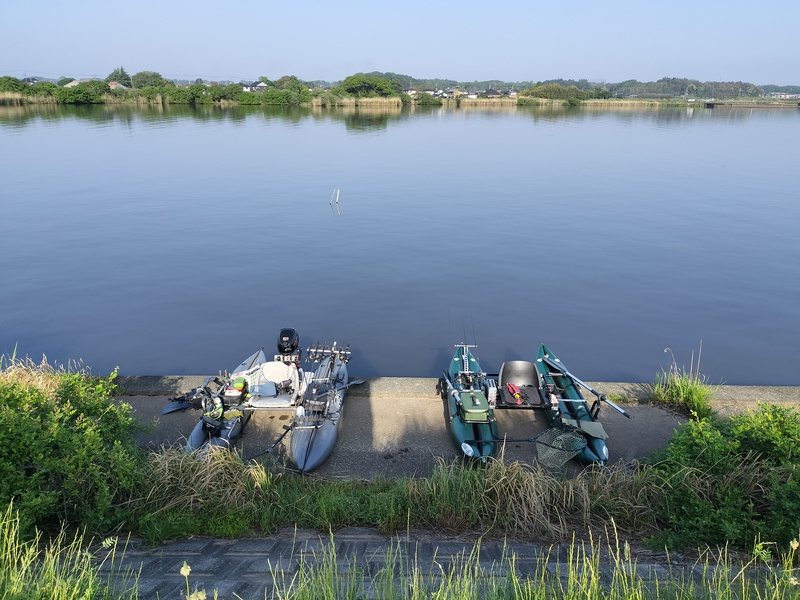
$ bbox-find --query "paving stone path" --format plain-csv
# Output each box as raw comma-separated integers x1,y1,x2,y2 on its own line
99,527,704,599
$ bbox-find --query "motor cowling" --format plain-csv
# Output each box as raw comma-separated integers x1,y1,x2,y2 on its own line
277,328,299,355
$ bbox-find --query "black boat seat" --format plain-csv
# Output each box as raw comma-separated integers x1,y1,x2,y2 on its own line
499,360,538,388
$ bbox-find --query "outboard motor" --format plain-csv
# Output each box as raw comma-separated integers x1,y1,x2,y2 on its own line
277,328,302,368
277,328,299,355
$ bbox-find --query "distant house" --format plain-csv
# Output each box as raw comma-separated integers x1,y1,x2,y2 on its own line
242,81,269,92
108,81,128,90
64,80,81,88
482,89,503,98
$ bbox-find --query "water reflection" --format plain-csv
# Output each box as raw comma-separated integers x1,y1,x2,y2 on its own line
2,104,798,384
2,102,794,133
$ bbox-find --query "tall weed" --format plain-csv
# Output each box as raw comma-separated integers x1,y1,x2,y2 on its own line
0,501,138,599
653,344,718,419
132,447,279,540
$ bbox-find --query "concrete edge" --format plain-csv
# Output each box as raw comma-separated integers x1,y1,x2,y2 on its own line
115,375,800,408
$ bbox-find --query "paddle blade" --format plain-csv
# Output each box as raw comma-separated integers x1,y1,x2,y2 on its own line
162,401,200,414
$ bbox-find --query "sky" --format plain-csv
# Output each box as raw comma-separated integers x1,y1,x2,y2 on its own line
1,0,797,86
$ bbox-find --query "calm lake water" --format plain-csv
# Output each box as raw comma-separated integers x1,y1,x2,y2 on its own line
1,103,798,385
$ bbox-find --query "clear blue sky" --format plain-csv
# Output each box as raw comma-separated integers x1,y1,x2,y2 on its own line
1,0,796,85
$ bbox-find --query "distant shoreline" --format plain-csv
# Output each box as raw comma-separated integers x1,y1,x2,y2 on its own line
449,97,799,109
2,91,797,110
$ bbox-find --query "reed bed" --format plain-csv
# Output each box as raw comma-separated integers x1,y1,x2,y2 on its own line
0,352,80,397
0,92,28,105
310,95,404,108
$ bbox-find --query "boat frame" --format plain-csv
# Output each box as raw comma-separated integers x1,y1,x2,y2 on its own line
491,344,630,465
442,342,499,462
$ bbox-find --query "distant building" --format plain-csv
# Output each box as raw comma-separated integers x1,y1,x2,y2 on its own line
242,81,269,92
108,81,128,90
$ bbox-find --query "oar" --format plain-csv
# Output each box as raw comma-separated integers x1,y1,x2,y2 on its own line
539,356,631,418
162,385,213,414
162,400,201,414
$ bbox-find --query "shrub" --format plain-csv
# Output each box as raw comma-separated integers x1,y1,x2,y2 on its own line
414,93,442,106
164,87,195,104
0,76,29,93
0,359,144,535
648,404,800,550
54,81,108,104
29,82,58,97
237,91,261,105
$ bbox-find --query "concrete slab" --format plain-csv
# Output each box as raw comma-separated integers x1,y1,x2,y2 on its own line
119,375,800,479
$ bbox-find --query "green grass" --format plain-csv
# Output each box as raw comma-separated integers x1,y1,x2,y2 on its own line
652,344,719,419
0,502,138,600
127,449,664,547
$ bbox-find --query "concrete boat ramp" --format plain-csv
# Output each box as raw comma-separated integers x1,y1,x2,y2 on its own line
118,375,799,479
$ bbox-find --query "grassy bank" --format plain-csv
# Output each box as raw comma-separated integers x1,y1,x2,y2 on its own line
3,354,800,596
128,450,662,543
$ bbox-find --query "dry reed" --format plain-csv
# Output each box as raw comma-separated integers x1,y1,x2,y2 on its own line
133,447,277,517
0,353,83,397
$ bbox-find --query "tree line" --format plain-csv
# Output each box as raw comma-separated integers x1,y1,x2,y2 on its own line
2,66,797,107
0,68,416,106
